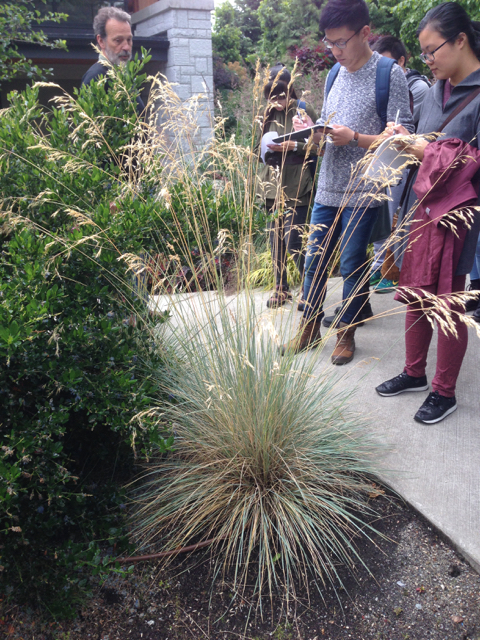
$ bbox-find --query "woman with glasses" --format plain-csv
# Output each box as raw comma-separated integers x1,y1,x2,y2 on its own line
256,64,317,309
376,2,480,424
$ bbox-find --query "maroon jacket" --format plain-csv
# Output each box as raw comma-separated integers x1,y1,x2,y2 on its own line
396,138,480,302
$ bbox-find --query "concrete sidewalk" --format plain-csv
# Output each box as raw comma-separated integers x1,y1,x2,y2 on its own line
269,277,480,574
151,279,480,573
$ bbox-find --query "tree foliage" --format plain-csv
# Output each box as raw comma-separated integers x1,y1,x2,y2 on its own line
212,0,243,63
0,0,67,84
212,0,324,65
212,0,262,63
367,0,403,41
368,0,480,68
258,0,324,61
392,0,480,65
213,0,480,72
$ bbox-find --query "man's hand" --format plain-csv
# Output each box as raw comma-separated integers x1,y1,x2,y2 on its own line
330,124,356,146
267,141,297,152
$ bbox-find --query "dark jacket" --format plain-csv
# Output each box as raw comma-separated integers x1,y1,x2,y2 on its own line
255,99,318,207
81,60,146,115
397,138,480,300
396,67,480,275
405,69,430,124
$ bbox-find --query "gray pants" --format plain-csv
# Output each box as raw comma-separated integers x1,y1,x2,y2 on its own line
268,205,308,289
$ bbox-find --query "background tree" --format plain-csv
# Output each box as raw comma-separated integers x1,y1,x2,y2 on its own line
0,0,66,85
367,0,403,42
213,0,324,65
212,0,244,64
391,0,480,66
232,0,262,59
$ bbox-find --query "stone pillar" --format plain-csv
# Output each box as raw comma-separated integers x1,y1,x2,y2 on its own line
132,0,215,145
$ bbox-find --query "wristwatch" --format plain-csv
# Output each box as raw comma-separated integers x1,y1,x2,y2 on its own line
348,131,360,147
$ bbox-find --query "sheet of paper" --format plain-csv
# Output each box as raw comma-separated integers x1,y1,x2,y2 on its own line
261,131,278,163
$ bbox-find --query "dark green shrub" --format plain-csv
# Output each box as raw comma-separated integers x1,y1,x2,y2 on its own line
0,55,173,616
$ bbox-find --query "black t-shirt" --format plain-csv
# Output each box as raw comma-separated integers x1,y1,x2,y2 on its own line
81,62,145,115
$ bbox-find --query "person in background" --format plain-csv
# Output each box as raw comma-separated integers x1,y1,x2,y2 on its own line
256,65,317,310
369,35,431,294
376,2,480,424
81,6,145,114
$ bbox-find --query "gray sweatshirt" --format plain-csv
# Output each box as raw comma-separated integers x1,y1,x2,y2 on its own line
315,51,414,207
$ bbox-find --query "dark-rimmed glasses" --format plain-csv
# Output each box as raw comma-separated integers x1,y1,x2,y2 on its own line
322,28,362,50
420,35,458,63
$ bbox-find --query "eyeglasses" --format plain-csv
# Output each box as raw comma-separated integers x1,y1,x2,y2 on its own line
322,28,361,50
420,36,457,63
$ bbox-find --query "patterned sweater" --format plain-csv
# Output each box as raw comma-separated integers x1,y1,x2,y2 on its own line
315,51,414,207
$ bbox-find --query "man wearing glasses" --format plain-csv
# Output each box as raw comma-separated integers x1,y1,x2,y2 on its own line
283,0,414,364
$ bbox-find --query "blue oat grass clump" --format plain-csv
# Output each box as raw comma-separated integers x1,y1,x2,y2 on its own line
130,295,385,604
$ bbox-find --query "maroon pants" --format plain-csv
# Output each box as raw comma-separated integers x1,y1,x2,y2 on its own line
404,275,468,398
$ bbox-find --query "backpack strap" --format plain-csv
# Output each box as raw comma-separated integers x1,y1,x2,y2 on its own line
375,56,395,129
325,62,341,98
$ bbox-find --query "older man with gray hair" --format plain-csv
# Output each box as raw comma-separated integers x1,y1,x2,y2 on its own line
81,6,144,112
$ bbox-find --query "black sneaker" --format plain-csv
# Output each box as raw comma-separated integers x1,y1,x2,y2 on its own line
323,302,374,328
414,391,457,424
473,301,480,323
376,371,428,397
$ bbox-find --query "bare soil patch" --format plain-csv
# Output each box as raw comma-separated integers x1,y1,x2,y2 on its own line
2,494,479,640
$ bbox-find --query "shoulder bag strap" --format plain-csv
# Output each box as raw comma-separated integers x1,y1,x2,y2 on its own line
438,86,480,132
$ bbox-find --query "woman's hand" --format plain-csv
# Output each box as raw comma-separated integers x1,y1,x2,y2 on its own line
404,137,428,161
383,122,410,138
267,140,297,152
292,114,314,131
384,123,428,161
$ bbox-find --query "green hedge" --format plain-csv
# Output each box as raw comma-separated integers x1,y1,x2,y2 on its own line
0,55,172,616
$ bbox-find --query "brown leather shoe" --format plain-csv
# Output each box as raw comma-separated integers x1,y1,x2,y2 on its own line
281,318,322,355
267,287,292,309
331,322,356,365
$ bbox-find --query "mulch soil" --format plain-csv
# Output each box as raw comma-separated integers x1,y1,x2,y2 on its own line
2,494,480,640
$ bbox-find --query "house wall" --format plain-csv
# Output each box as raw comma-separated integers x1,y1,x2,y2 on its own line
132,0,215,145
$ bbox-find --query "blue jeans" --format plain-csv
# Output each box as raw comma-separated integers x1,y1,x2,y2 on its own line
303,202,379,324
469,233,480,280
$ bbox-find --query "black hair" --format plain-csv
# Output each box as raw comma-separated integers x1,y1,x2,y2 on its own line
417,2,480,60
319,0,370,34
262,64,299,135
372,35,407,62
263,64,298,101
